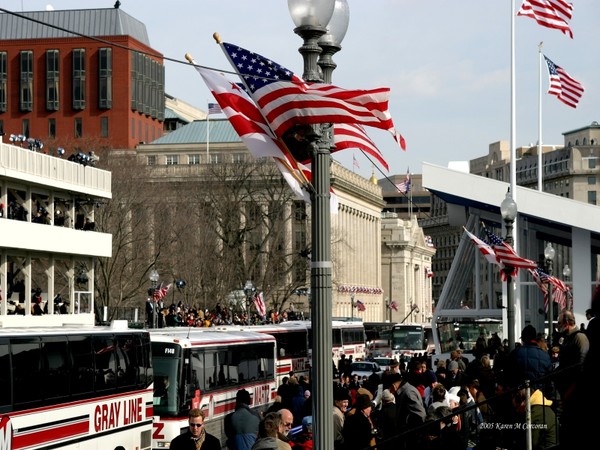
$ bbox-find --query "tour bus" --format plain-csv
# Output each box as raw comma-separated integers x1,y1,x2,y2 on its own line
364,321,395,356
219,321,311,385
0,321,153,450
149,328,277,449
390,322,433,361
434,318,503,363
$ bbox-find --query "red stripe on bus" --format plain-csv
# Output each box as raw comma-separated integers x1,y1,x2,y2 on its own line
13,419,88,448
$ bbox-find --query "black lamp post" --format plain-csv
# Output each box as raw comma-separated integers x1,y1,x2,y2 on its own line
287,1,348,449
500,188,517,350
243,280,256,313
544,243,555,343
149,269,159,329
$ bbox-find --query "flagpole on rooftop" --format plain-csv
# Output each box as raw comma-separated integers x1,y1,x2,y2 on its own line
206,104,210,158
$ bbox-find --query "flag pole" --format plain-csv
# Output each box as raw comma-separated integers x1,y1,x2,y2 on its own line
538,42,543,191
206,104,210,158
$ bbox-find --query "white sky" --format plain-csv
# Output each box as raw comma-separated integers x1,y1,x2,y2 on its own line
5,0,600,180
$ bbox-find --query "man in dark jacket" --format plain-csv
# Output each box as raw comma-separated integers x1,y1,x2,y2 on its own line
170,408,221,450
507,325,551,390
225,389,261,450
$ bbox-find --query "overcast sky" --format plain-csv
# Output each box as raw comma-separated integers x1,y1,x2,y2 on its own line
5,0,600,180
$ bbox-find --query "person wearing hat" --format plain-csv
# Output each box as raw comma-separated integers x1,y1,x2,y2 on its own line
506,324,551,391
342,394,377,450
290,416,313,450
373,389,398,446
442,360,465,390
333,388,349,450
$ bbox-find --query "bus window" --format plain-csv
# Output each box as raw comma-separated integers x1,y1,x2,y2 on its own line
69,334,95,395
93,335,117,390
0,339,9,408
41,336,70,399
12,337,42,405
204,349,217,389
190,349,205,391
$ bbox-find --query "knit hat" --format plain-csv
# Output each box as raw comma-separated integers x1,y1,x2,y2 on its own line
448,361,459,371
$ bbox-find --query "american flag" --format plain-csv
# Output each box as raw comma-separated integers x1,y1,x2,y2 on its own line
253,292,266,317
355,299,366,312
208,102,222,115
517,0,573,38
529,267,568,311
544,55,584,109
395,170,411,194
333,123,388,171
153,283,171,301
219,41,405,148
464,227,500,267
388,300,398,312
425,267,434,278
484,228,538,276
352,154,360,169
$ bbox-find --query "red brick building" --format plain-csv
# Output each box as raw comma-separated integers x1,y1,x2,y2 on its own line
0,7,165,152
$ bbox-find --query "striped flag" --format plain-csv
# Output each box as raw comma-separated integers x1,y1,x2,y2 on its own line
529,267,568,311
355,299,366,312
464,227,500,267
208,102,222,115
544,55,584,109
388,300,398,312
352,154,360,169
517,0,573,38
219,41,405,148
483,228,538,277
395,170,411,194
333,123,389,171
153,283,171,301
253,292,266,317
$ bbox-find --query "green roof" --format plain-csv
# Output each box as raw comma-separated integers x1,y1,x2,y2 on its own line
151,119,241,144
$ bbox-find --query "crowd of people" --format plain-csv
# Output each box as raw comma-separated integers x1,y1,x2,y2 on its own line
166,291,599,450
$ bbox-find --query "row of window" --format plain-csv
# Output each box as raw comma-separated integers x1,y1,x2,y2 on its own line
1,116,108,140
147,153,250,166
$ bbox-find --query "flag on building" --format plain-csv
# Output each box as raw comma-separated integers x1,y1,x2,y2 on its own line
253,292,267,317
208,102,222,115
544,55,584,108
218,40,405,148
388,300,398,312
355,299,366,312
395,170,411,194
483,227,538,276
517,0,573,38
425,267,434,278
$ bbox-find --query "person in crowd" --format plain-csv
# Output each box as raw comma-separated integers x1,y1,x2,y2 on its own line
427,383,448,414
507,324,552,391
300,389,312,419
443,360,465,390
508,388,557,450
381,359,401,389
276,409,294,447
289,378,306,425
421,405,463,450
224,389,261,450
373,389,398,448
169,408,221,450
342,394,377,450
291,416,313,450
396,367,427,449
456,388,482,450
266,395,284,414
251,412,291,450
476,354,496,400
333,388,349,450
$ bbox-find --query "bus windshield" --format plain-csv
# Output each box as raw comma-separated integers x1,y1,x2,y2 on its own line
152,354,181,416
391,325,425,352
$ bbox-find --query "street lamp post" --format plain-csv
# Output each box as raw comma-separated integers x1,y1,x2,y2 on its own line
500,189,518,350
563,264,571,310
545,243,555,344
287,2,348,449
243,280,256,315
149,269,159,329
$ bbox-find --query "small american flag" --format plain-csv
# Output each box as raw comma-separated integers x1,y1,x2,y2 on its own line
544,55,584,109
529,267,568,311
352,154,360,169
153,283,171,301
395,170,411,194
253,292,266,317
208,102,222,115
517,0,573,38
464,227,501,267
388,300,398,312
355,299,366,312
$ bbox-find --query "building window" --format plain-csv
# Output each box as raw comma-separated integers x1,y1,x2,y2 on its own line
46,50,60,111
20,51,34,112
0,52,7,112
588,176,596,185
48,118,56,138
75,117,83,138
166,155,179,165
147,155,157,166
98,48,112,109
131,117,135,139
588,191,597,205
589,158,597,169
22,119,30,138
72,49,86,110
100,117,109,138
209,154,220,164
189,154,200,165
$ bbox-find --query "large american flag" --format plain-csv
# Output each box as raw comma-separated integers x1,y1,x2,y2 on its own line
484,228,538,276
517,0,573,38
220,42,405,149
153,283,171,301
333,123,388,171
544,55,584,109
